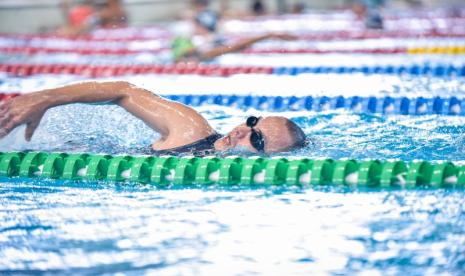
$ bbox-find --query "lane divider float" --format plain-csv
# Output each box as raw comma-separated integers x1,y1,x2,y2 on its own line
273,64,465,76
0,63,273,77
1,46,464,56
165,94,465,116
0,152,463,188
0,47,164,56
0,93,19,102
407,46,465,55
1,93,464,116
0,63,464,77
1,29,464,43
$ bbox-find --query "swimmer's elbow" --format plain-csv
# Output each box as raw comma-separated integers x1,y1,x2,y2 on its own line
113,81,140,98
114,81,158,105
113,81,133,92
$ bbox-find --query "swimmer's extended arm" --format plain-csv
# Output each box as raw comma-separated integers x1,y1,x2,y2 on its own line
200,33,297,60
0,81,214,144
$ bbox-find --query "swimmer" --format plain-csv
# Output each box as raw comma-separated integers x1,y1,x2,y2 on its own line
173,32,297,63
172,1,297,62
0,81,306,155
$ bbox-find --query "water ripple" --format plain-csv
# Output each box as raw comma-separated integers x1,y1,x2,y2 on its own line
0,180,464,274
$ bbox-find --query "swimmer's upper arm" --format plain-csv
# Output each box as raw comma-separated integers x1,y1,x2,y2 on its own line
116,83,214,140
46,81,172,136
199,34,270,60
114,83,172,136
1,80,213,143
49,80,209,138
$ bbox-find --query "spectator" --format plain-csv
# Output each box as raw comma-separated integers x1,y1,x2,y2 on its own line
57,0,127,36
251,0,267,16
291,2,306,14
95,0,127,28
351,0,385,29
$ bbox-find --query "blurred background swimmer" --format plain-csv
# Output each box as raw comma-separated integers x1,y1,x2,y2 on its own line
172,0,297,63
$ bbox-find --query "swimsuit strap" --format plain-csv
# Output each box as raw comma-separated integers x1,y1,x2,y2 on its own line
150,133,223,156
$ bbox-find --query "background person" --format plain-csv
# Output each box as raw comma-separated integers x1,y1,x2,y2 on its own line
351,0,385,29
172,2,297,62
57,0,127,36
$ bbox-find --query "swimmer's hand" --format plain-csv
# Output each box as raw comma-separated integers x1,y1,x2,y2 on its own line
0,93,47,141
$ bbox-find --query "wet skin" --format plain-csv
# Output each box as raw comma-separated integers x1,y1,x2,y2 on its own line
0,81,300,153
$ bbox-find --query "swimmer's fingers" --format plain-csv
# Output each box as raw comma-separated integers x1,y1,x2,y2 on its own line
25,115,43,141
0,111,11,129
0,100,10,115
0,115,17,139
0,111,7,123
0,101,16,129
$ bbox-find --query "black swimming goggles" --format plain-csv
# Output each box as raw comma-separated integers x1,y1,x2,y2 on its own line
246,116,265,152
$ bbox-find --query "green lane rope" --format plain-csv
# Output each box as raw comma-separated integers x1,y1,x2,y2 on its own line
0,152,463,188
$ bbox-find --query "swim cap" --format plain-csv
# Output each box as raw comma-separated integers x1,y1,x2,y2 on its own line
171,37,196,61
195,10,218,33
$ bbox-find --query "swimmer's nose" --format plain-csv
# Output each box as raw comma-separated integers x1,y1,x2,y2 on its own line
231,127,248,139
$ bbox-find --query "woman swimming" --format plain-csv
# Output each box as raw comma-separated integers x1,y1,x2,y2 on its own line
0,81,306,154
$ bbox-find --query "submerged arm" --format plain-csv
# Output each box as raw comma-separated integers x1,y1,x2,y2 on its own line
0,81,214,144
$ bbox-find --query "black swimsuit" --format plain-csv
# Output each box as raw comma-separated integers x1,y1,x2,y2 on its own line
148,133,223,156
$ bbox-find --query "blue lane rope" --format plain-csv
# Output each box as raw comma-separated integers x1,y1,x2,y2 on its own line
272,65,465,77
165,94,465,115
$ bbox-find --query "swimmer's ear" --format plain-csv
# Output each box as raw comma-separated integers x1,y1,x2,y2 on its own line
25,115,43,141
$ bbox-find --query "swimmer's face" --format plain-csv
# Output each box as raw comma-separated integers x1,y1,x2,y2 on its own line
214,116,305,153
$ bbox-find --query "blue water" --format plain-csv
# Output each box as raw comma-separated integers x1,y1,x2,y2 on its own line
1,63,465,274
1,179,464,274
1,90,465,274
1,103,465,161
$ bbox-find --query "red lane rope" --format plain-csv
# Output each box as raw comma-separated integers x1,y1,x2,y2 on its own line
219,13,465,22
1,29,464,43
225,48,409,54
0,27,171,42
0,93,19,101
0,46,411,56
1,32,464,56
0,63,273,78
0,47,164,55
268,31,465,41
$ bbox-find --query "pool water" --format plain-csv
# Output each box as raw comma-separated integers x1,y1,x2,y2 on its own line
1,74,465,161
1,103,465,161
1,179,464,274
1,73,465,274
1,18,465,274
